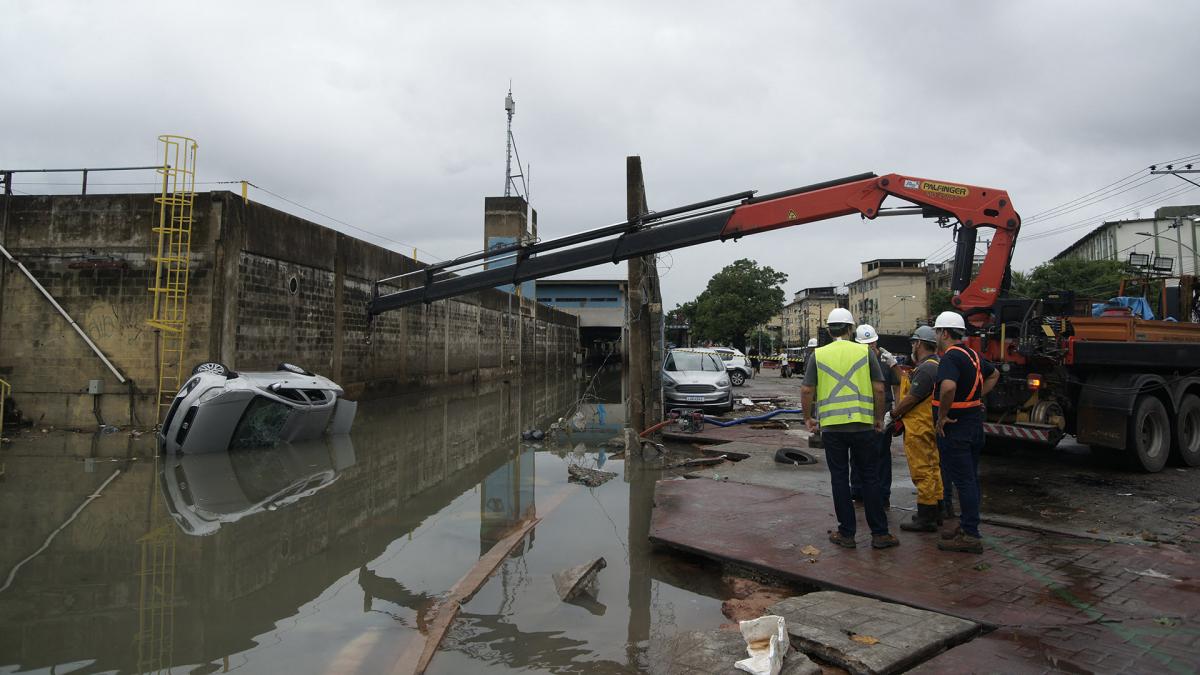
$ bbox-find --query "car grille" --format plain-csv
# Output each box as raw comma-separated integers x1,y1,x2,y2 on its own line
676,384,717,393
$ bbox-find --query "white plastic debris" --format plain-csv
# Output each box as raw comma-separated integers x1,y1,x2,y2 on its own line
734,614,789,675
572,411,587,431
741,397,755,407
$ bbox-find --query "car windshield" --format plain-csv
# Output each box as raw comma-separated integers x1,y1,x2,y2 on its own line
229,396,292,449
664,351,724,372
714,351,734,361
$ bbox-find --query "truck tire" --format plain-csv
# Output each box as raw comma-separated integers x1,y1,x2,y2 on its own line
1172,394,1200,467
1128,395,1170,473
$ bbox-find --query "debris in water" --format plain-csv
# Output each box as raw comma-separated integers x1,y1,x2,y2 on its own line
734,615,789,675
567,464,616,487
553,556,607,601
671,455,727,469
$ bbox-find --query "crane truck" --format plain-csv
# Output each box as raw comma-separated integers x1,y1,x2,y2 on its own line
367,170,1200,473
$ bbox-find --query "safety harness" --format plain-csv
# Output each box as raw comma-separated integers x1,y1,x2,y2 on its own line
931,345,983,410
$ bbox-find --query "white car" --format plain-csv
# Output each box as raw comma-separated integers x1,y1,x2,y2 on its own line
662,348,733,412
158,362,357,454
712,347,753,386
159,434,356,536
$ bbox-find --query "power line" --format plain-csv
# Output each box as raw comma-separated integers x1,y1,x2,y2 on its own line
246,181,448,260
1021,183,1198,243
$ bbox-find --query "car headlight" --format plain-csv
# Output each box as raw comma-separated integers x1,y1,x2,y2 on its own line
716,376,731,387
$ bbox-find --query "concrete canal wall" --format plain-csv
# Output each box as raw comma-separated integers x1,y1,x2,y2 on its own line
0,192,579,428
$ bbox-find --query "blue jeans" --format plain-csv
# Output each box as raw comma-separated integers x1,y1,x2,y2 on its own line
937,423,984,537
823,429,889,537
851,432,892,504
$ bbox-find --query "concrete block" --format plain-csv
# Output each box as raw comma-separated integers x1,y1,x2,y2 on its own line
769,591,978,675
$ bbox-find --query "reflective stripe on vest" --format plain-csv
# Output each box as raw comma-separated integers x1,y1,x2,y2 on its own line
932,345,984,410
814,340,874,426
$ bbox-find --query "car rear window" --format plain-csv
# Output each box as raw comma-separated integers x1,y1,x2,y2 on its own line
665,351,723,372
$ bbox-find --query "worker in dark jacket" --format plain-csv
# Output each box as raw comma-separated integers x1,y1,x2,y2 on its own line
850,324,897,508
931,311,999,554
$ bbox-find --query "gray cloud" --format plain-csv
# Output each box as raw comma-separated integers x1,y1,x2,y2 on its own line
3,0,1197,308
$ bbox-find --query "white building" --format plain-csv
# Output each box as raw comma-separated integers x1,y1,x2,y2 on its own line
1053,206,1200,275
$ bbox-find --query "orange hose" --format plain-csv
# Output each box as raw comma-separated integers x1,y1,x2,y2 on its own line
639,418,673,438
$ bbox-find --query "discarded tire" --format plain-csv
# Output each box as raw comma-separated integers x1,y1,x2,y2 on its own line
774,447,818,465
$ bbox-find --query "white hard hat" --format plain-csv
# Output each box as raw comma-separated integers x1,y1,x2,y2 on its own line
827,307,854,325
807,338,818,348
854,324,879,344
933,311,967,331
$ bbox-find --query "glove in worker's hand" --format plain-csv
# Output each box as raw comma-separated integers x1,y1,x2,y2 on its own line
881,349,898,368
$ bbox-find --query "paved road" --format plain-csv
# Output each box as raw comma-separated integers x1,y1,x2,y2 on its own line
732,369,1200,550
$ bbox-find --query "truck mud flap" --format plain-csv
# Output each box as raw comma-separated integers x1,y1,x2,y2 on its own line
983,422,1062,446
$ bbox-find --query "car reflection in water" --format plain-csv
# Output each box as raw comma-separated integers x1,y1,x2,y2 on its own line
158,434,357,536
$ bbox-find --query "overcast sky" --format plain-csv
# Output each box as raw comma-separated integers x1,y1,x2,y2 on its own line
4,1,1198,309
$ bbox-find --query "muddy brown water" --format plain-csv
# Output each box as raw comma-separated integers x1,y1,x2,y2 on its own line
0,370,737,674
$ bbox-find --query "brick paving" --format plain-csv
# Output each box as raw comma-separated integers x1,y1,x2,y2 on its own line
650,479,1200,674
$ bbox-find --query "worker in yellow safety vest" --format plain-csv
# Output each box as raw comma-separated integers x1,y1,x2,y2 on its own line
801,308,898,550
889,325,943,532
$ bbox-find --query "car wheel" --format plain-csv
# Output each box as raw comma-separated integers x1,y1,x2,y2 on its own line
730,371,746,387
1171,394,1200,467
192,362,229,377
1128,394,1170,473
278,363,314,376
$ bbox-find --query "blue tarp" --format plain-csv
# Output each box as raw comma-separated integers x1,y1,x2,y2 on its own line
1091,296,1155,320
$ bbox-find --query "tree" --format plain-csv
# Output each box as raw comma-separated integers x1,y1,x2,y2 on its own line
687,259,788,350
927,287,955,316
1009,258,1126,301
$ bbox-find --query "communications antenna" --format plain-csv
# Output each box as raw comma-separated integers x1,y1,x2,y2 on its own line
504,85,516,196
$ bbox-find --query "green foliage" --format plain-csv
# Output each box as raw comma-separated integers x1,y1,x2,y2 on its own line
746,330,777,354
687,259,788,349
928,287,955,315
1009,258,1126,301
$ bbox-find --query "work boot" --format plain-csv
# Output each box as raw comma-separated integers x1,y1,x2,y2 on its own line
871,533,900,549
938,531,984,554
941,525,963,540
940,496,956,521
900,504,939,532
828,530,857,549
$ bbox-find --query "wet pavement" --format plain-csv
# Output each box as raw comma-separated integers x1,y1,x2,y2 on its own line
0,369,738,674
731,371,1200,550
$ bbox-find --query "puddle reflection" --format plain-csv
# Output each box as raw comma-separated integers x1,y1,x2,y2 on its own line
0,367,727,675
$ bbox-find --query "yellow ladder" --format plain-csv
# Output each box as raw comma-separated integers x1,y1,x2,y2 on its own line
147,135,198,420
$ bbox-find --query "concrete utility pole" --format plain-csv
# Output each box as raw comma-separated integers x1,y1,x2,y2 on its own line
626,156,659,433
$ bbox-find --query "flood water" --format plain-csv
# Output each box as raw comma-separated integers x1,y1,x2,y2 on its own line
0,368,730,674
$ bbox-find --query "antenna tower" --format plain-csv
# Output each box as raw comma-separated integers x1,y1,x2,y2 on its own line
504,85,516,197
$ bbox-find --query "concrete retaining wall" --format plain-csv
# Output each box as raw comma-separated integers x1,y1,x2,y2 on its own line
0,192,579,428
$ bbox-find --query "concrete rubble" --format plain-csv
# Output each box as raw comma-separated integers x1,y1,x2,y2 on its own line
769,592,978,675
552,556,607,602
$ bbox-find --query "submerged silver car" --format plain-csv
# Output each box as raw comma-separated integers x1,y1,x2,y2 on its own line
662,348,733,412
159,362,357,454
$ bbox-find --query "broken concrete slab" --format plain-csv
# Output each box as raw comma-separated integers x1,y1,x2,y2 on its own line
552,556,607,602
567,464,616,487
651,629,820,675
768,592,978,675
